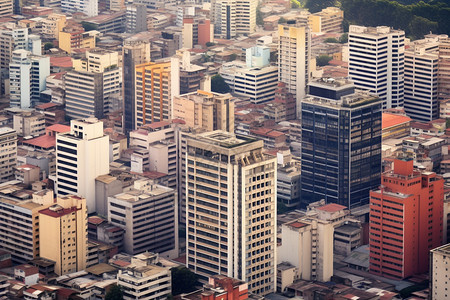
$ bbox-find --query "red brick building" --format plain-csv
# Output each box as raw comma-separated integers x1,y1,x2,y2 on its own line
369,158,444,279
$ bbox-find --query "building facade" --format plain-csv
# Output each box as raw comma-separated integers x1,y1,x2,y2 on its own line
278,22,311,117
369,158,444,279
186,131,277,295
301,79,382,208
39,195,87,276
135,60,180,127
430,243,450,299
55,118,109,213
0,127,17,181
348,25,405,109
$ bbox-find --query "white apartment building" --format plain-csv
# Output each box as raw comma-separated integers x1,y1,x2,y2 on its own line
126,4,147,34
278,23,311,118
186,131,277,295
221,62,278,104
61,0,98,17
278,217,334,282
348,25,405,109
0,127,17,181
9,49,50,108
404,36,440,122
108,180,178,258
211,0,236,39
236,0,257,35
430,243,450,299
55,118,109,213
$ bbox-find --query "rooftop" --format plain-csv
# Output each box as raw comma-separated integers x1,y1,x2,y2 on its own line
317,203,347,212
382,113,411,129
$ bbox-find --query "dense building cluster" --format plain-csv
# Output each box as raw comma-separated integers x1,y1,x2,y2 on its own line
0,0,449,299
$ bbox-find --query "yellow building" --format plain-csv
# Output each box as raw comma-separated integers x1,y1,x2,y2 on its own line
42,14,67,40
135,59,179,127
59,26,95,54
39,195,88,275
308,7,343,34
173,90,234,133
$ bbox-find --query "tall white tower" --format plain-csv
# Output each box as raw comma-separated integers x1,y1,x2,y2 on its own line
56,118,109,213
348,25,405,109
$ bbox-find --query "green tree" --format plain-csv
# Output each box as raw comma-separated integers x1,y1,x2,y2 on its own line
44,42,54,51
270,51,278,63
291,0,301,9
339,33,348,43
171,266,199,295
229,53,238,61
316,55,333,67
105,285,124,300
408,15,438,40
324,37,339,43
211,74,231,93
205,42,215,47
304,0,336,13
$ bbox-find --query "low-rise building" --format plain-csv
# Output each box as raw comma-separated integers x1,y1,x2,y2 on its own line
382,113,411,140
13,111,46,137
430,243,450,299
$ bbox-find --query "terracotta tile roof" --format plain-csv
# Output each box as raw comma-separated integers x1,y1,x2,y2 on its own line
382,113,411,129
46,124,70,133
317,203,347,212
288,221,308,228
36,102,59,109
22,135,56,149
50,56,72,68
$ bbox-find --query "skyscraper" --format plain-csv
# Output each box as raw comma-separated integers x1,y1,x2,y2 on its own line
123,38,151,132
211,0,236,39
186,131,277,295
348,25,405,110
278,21,311,117
369,158,443,279
0,0,12,17
55,118,109,213
0,127,17,181
438,37,450,100
301,78,382,208
404,36,440,122
135,59,180,127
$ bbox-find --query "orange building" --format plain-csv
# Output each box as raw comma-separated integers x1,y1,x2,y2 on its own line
181,275,248,300
369,158,444,279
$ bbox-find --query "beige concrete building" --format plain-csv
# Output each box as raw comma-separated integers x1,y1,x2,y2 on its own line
0,127,17,181
173,90,235,133
13,111,46,137
439,37,450,100
39,195,87,276
308,7,343,34
0,0,12,17
108,180,178,258
118,253,171,300
278,22,311,117
41,14,67,39
186,131,277,295
430,243,450,299
278,216,334,282
0,190,53,264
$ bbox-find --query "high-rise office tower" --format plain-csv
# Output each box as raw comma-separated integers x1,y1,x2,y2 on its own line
404,36,440,122
61,0,98,17
301,78,382,208
123,38,151,132
182,16,214,49
369,158,443,279
135,59,180,128
438,37,450,100
235,0,257,35
9,49,50,108
65,49,120,119
211,0,236,39
186,131,277,295
55,118,109,213
39,195,87,276
278,21,311,118
0,0,12,17
348,25,405,110
0,127,17,181
173,90,235,133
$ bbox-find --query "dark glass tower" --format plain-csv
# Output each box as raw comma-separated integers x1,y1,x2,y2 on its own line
301,78,382,208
